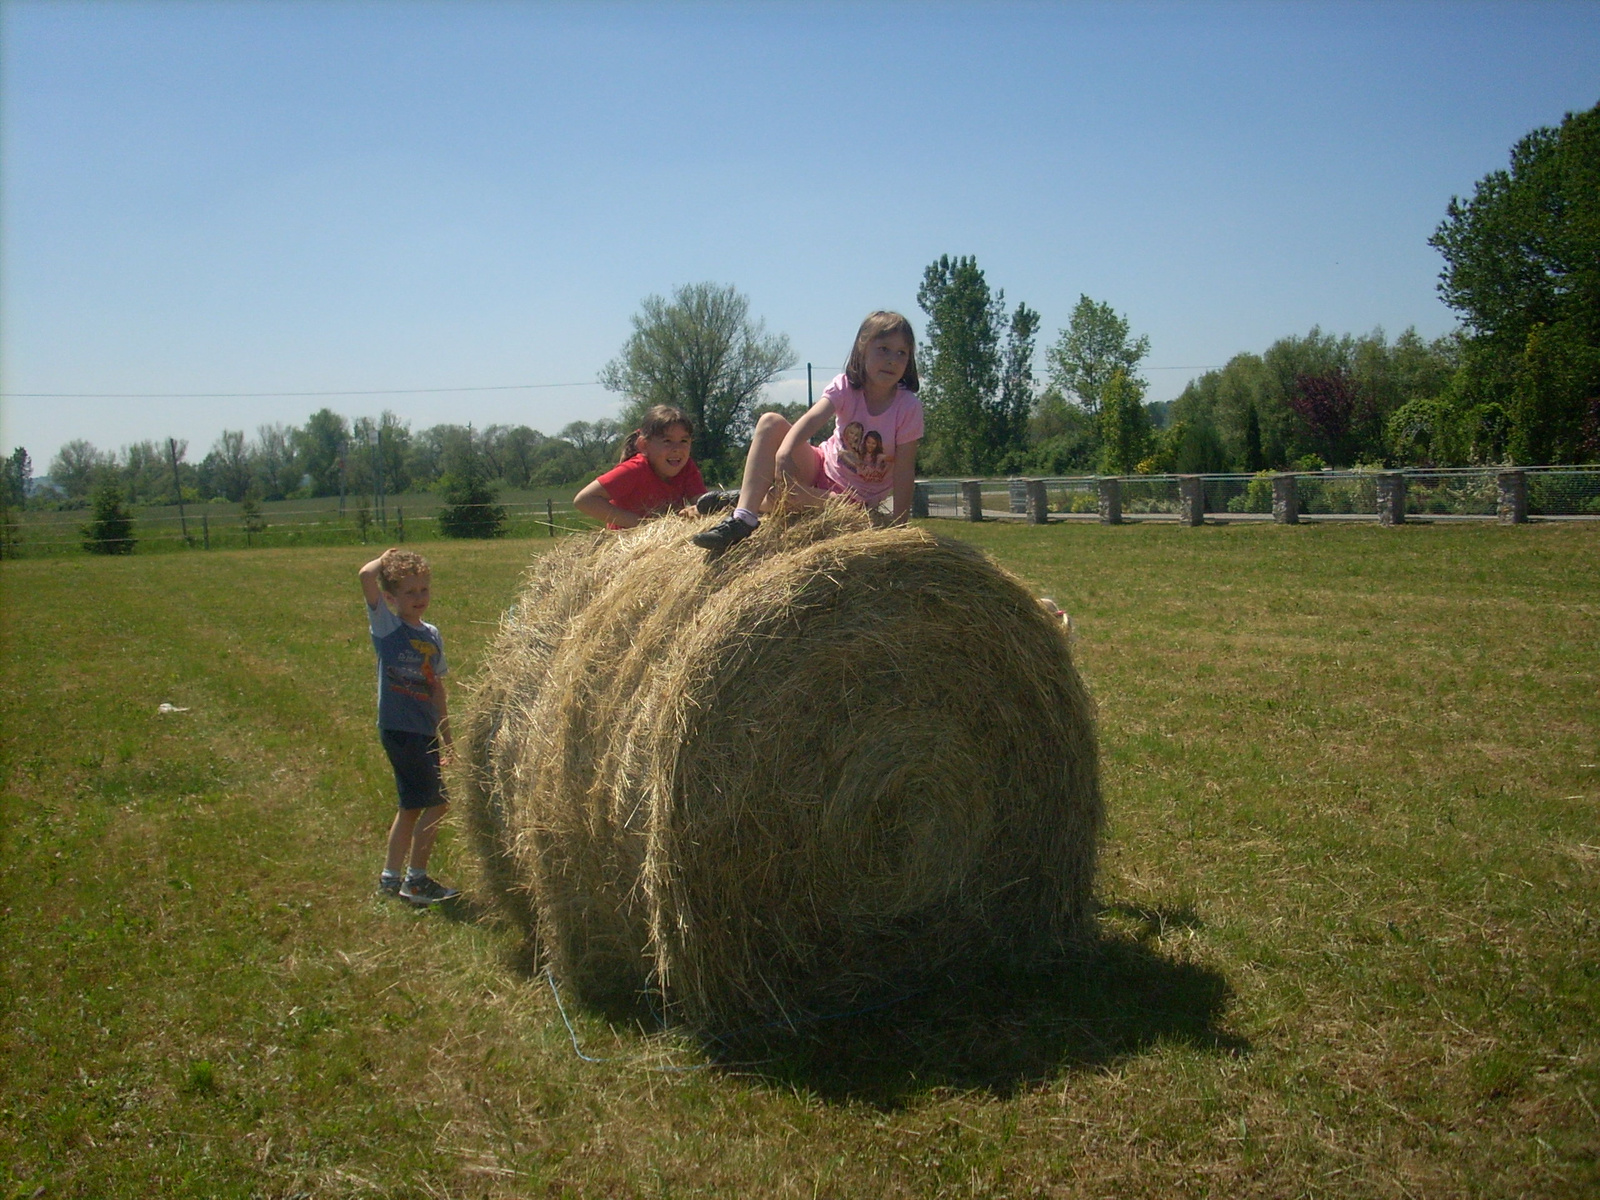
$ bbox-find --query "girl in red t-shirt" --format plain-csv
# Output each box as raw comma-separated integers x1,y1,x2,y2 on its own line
574,406,709,529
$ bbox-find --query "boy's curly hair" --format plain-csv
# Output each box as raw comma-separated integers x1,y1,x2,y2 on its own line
377,548,431,593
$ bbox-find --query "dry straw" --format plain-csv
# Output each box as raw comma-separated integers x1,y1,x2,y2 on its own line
457,502,1101,1035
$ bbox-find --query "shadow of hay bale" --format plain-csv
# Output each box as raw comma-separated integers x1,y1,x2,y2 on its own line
714,927,1244,1108
456,502,1103,1036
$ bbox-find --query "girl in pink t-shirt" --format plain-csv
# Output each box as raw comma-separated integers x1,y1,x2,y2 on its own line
692,312,924,555
575,405,708,529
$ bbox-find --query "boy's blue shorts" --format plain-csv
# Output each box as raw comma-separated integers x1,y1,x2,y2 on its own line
380,728,446,810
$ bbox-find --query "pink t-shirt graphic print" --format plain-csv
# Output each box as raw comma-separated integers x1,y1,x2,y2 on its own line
817,374,924,508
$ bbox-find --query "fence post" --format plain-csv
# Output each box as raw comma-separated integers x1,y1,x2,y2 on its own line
202,512,210,549
1007,479,1028,514
1097,477,1123,525
960,480,984,522
1376,472,1407,525
1026,479,1048,524
1179,475,1205,526
546,498,555,537
1272,474,1299,524
397,506,405,542
1497,470,1528,524
912,483,930,519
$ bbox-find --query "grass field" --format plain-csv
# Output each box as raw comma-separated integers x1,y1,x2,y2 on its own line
2,519,1597,1198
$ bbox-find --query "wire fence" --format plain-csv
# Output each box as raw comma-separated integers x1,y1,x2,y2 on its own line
4,465,1597,559
0,498,597,559
915,466,1600,522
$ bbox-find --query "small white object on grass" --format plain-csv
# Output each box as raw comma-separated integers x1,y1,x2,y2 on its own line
157,703,191,714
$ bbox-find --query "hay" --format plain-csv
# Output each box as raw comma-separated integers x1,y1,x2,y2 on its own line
457,502,1101,1034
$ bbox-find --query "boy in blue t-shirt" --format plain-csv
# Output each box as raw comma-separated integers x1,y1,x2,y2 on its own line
359,548,459,906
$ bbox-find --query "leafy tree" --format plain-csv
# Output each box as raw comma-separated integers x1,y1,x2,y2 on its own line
600,282,794,480
917,254,1031,474
558,420,624,475
253,423,301,500
1242,404,1265,472
1024,387,1097,473
348,412,412,496
1046,296,1150,416
50,439,111,499
406,424,474,489
294,408,350,497
202,430,252,502
1096,369,1151,474
117,440,168,504
1430,101,1600,462
484,425,549,488
1287,367,1360,467
82,482,135,554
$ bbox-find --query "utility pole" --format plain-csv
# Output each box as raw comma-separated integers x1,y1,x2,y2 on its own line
167,437,189,543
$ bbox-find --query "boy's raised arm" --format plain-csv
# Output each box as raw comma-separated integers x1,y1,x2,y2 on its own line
359,556,386,607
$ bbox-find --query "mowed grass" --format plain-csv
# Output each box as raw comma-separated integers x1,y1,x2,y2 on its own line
1,520,1596,1198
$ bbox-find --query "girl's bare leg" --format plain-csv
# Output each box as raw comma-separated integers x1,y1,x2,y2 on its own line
736,412,792,512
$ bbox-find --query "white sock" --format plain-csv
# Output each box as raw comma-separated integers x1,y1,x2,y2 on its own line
406,866,428,882
380,868,401,881
733,507,759,527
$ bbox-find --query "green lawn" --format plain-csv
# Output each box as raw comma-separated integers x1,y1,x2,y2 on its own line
2,520,1596,1198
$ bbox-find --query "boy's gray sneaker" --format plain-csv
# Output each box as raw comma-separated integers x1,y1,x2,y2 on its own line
378,873,402,897
399,875,460,906
691,513,756,556
695,490,739,516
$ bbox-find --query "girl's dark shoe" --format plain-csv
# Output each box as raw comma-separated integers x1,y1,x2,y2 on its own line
691,514,756,556
695,490,740,515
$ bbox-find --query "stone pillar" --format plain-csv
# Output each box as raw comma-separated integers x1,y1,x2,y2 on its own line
1026,478,1049,524
1376,473,1407,526
1007,479,1029,514
1179,475,1205,526
1097,477,1122,525
960,479,984,522
1497,470,1528,524
912,483,930,520
1272,474,1300,524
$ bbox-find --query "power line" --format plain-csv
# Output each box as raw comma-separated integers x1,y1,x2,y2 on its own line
0,381,606,400
3,364,1227,401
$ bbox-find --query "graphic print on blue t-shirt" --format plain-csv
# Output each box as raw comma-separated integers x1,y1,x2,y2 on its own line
368,601,447,735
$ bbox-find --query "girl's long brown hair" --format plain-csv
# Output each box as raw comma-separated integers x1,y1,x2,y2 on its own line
843,311,919,393
621,405,694,461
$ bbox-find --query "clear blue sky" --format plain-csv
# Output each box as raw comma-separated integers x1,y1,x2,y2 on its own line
3,0,1597,468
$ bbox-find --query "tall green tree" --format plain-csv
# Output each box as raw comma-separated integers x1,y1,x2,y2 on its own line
599,282,794,481
1046,296,1151,416
1430,101,1600,462
1000,302,1042,468
2,448,30,509
916,255,1038,474
918,255,1002,474
294,408,350,497
1096,370,1151,474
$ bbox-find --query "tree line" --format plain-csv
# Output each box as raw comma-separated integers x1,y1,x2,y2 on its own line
9,99,1595,526
28,416,630,508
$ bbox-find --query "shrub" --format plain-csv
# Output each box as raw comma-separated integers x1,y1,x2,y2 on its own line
82,484,135,555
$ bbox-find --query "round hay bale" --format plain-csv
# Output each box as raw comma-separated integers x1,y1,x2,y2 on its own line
457,503,1101,1034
